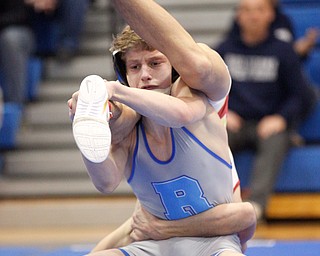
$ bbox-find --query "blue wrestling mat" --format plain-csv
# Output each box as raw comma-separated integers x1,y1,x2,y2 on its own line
0,244,91,256
246,240,320,256
0,240,319,255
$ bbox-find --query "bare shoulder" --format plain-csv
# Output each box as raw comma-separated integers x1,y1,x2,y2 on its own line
186,104,230,161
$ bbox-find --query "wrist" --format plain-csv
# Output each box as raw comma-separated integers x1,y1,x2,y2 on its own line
109,100,123,120
154,218,174,239
157,218,186,238
108,101,114,119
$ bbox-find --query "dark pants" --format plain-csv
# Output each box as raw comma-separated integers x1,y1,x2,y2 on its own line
228,121,291,211
0,26,35,104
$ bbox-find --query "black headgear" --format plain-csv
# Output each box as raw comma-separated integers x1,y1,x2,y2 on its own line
112,50,180,86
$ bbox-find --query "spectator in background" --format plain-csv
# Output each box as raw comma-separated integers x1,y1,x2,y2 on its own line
214,0,315,220
0,0,35,106
26,0,89,62
0,87,3,172
0,87,3,128
228,0,319,61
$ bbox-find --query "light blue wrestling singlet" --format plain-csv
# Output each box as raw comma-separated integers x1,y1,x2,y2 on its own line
120,122,242,256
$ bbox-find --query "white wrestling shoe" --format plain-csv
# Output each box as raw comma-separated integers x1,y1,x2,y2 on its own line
73,75,111,163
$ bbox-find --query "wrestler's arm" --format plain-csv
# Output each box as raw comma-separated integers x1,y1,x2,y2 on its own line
68,87,137,194
231,186,257,249
108,80,208,128
91,217,133,253
108,100,140,144
89,197,255,254
131,188,256,243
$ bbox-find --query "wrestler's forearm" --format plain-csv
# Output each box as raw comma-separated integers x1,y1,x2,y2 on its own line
90,218,133,253
109,101,140,144
111,83,206,128
155,202,256,239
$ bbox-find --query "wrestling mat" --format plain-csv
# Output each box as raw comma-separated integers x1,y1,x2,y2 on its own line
0,240,319,255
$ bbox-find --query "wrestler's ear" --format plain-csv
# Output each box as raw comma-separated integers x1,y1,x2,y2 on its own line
172,68,180,83
112,50,129,86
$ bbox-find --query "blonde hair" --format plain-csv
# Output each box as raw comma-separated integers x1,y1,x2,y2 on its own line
110,25,154,60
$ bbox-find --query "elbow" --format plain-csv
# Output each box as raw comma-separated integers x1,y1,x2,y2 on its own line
246,202,258,227
91,176,121,194
94,182,118,194
170,110,196,128
178,111,195,126
84,159,122,195
192,58,213,85
193,55,231,101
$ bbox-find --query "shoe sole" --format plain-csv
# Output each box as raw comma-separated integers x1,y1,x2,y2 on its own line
73,75,111,163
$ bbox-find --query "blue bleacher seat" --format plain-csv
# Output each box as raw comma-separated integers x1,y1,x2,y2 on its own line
0,103,22,149
276,146,320,192
0,56,42,151
282,5,320,46
0,57,42,103
235,146,320,193
304,49,320,87
299,101,320,143
26,57,43,101
281,0,320,4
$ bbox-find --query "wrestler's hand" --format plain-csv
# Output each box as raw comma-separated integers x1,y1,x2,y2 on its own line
67,90,79,121
130,202,168,241
67,78,114,121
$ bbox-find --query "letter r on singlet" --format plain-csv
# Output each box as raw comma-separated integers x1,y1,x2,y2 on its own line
153,175,212,220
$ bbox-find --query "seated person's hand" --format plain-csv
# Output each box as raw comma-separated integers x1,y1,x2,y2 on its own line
257,114,287,139
227,110,243,133
25,0,58,13
295,27,320,57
